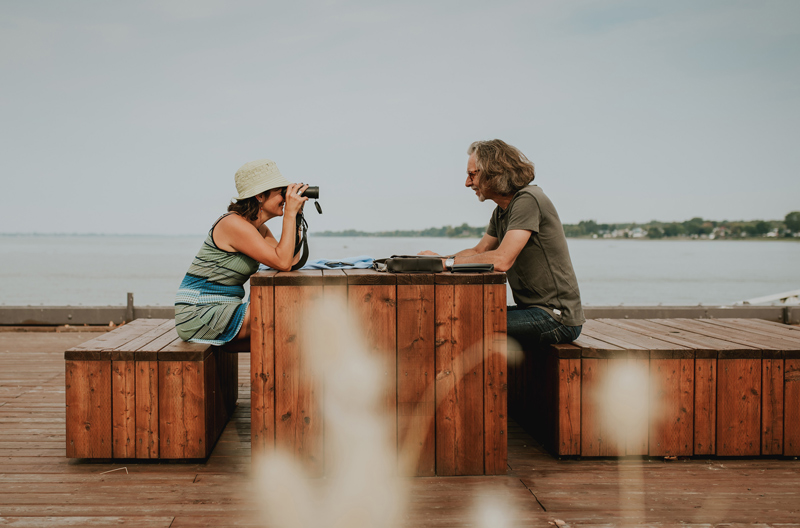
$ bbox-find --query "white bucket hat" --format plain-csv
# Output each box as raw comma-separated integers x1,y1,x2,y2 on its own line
233,159,291,200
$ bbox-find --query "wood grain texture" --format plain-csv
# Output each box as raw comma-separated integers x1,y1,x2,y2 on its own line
204,352,217,454
111,360,136,458
348,284,397,452
483,283,507,474
65,360,112,458
762,358,784,455
581,358,614,456
322,270,347,476
159,339,213,362
694,358,716,455
136,327,179,362
556,357,581,455
274,270,325,286
159,360,207,459
649,358,693,456
397,283,435,476
250,285,275,459
65,319,163,360
113,320,175,360
135,360,158,458
274,283,324,476
717,358,761,456
580,358,626,456
784,359,800,456
699,319,800,351
435,283,484,475
625,357,650,456
342,268,396,285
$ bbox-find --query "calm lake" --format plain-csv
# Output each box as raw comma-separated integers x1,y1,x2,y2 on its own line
1,235,798,307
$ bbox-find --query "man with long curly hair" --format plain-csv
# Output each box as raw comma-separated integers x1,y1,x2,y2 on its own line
425,139,584,345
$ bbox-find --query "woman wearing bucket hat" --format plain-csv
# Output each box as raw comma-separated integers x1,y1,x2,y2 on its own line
174,159,309,345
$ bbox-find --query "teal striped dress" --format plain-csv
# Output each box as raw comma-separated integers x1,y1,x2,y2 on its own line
174,214,260,344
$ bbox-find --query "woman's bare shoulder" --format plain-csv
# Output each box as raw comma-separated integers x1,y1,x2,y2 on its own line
214,213,257,250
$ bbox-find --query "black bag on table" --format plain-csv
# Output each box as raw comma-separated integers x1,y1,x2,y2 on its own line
372,255,493,273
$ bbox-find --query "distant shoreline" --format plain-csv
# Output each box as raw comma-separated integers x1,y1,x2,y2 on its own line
2,232,799,242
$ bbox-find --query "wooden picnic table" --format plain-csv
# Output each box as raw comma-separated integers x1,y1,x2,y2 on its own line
512,318,800,457
248,269,508,476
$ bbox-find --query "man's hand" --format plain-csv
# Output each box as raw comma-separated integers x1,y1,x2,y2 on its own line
417,250,440,256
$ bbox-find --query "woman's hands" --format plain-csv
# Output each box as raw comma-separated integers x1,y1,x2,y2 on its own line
283,183,309,217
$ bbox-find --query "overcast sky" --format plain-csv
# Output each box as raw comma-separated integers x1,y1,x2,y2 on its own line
2,0,798,235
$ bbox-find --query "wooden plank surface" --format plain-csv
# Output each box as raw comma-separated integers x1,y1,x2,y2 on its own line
785,359,800,456
113,319,174,360
159,360,206,459
159,338,213,362
135,360,158,458
65,360,112,458
136,327,180,361
322,269,347,475
397,282,435,476
580,358,621,456
555,356,581,456
65,319,162,356
582,320,654,354
435,283,484,475
274,270,325,286
204,351,217,455
694,358,717,455
762,358,784,455
274,283,324,476
249,285,275,459
348,283,398,454
483,283,507,474
648,357,693,456
624,356,650,456
717,358,761,456
581,322,652,456
656,319,776,352
7,331,800,526
111,360,136,458
608,319,747,353
342,268,396,285
698,319,800,351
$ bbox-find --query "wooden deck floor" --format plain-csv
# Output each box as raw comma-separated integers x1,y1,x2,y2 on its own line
1,331,799,527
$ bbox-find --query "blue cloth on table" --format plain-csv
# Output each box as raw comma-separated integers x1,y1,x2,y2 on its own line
258,255,374,271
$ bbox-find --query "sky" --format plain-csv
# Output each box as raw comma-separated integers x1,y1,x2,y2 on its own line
1,0,799,235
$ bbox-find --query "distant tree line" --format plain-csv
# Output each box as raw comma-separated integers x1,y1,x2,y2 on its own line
314,212,800,240
563,211,800,239
315,223,487,238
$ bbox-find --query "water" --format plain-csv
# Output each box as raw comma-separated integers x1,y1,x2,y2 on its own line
0,235,797,306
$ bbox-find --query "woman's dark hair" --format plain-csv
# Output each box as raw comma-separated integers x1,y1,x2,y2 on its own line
228,189,275,221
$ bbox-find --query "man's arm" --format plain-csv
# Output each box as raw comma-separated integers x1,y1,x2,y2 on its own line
453,230,531,272
452,233,498,258
418,233,498,258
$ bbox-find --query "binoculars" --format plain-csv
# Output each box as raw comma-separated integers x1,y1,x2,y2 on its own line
280,186,319,199
280,185,322,214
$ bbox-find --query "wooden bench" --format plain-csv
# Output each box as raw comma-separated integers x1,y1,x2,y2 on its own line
64,318,238,459
511,318,800,457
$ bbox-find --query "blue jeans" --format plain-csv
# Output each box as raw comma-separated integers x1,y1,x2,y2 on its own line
506,306,582,345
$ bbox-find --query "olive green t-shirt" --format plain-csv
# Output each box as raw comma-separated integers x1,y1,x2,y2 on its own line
487,185,585,327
